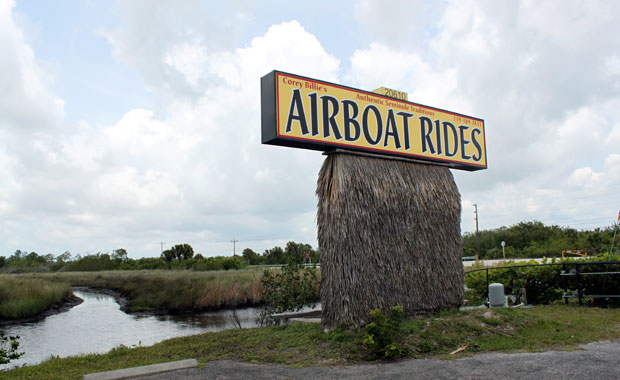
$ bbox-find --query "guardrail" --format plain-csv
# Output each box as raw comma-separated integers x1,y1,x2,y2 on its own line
249,263,320,268
465,260,620,306
559,261,620,305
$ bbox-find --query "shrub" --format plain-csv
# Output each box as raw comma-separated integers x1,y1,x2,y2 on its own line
0,333,23,365
257,262,320,325
465,256,620,306
363,305,407,359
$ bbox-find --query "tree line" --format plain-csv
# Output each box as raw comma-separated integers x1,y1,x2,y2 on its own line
0,241,319,273
2,221,617,271
462,221,618,259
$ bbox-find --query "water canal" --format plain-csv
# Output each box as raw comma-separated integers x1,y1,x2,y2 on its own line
1,289,260,369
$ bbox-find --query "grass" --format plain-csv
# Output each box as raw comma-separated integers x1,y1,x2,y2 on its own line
16,269,279,312
3,305,620,380
0,276,73,320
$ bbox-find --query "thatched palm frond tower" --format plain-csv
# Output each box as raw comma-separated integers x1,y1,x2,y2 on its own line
317,150,464,329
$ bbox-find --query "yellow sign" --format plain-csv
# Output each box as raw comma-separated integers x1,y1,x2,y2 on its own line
261,71,487,171
373,87,408,101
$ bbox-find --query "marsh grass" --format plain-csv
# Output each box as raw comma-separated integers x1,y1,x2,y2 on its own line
3,305,620,380
0,276,72,320
17,269,268,312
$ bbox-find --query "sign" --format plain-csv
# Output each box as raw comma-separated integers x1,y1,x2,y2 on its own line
261,70,487,171
373,87,408,101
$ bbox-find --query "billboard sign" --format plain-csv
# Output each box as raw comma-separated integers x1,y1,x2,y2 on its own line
261,71,487,171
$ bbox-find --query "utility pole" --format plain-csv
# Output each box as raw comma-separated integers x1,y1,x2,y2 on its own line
159,242,165,255
611,223,618,255
474,204,480,259
231,238,238,256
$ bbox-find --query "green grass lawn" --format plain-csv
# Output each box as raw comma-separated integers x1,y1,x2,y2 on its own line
3,305,620,380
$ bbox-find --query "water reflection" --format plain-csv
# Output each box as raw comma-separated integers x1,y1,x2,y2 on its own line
1,290,260,369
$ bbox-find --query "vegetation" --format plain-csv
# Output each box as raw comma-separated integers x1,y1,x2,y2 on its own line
363,306,406,359
17,270,265,313
0,241,319,274
243,241,318,266
3,305,620,379
257,262,320,325
0,277,72,320
463,221,618,259
2,221,616,274
160,244,194,266
0,334,23,365
465,254,620,306
6,260,320,318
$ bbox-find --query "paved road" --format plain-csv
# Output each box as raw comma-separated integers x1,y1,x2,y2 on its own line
462,256,598,268
131,339,620,380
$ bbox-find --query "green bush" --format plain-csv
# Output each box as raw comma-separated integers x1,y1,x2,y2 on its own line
0,333,23,365
63,253,117,272
465,255,620,306
257,262,320,325
363,306,407,359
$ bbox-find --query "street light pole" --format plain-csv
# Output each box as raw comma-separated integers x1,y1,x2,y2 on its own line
501,241,506,259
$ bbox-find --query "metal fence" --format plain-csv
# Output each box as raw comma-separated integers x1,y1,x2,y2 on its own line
465,260,620,306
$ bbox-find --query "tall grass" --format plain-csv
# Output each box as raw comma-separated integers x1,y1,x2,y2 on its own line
0,276,72,320
18,269,274,312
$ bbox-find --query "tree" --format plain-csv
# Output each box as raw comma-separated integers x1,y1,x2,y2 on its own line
56,251,72,263
242,248,260,265
263,246,284,264
172,244,194,261
9,250,25,262
25,251,45,263
112,248,128,263
161,249,175,264
284,241,313,264
162,244,194,263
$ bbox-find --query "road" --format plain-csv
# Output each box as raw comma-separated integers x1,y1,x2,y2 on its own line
131,339,620,380
462,256,595,268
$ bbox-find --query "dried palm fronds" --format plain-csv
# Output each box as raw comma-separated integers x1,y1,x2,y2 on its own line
317,150,464,329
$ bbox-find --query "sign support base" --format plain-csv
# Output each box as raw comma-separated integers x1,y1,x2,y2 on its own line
317,150,464,329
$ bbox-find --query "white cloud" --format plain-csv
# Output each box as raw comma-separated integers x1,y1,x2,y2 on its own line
352,0,620,232
1,10,339,256
0,0,64,132
2,0,620,258
354,0,439,51
164,41,208,88
349,42,464,110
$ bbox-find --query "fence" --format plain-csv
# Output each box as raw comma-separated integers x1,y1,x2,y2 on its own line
465,260,620,306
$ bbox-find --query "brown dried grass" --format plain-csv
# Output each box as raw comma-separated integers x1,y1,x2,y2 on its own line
317,151,464,329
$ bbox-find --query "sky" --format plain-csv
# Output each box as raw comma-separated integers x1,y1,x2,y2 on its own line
1,0,619,259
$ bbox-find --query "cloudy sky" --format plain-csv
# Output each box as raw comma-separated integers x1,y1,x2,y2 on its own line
1,0,619,259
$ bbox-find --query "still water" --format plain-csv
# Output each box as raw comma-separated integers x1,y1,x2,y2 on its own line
1,290,260,369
